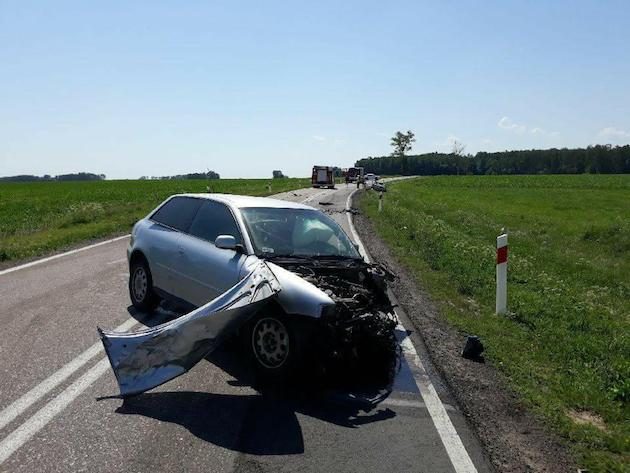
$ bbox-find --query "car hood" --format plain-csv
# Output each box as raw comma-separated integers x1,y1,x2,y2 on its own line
265,261,335,318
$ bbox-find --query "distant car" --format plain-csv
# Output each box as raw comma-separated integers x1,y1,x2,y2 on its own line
365,173,377,186
127,194,394,377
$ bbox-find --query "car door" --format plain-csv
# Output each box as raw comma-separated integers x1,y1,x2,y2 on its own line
145,196,202,295
171,199,249,307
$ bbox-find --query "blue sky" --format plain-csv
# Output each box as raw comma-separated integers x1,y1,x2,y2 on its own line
1,0,629,179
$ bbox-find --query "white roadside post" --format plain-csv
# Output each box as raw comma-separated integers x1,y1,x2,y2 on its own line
496,233,508,315
378,191,383,212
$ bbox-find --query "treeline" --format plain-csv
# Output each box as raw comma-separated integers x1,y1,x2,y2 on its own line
0,172,106,182
139,170,220,180
355,145,630,176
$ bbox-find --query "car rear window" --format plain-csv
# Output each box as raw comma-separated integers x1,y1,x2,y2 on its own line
188,200,242,244
151,196,202,232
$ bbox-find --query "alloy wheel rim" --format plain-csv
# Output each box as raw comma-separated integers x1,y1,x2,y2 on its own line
252,317,289,369
133,267,148,301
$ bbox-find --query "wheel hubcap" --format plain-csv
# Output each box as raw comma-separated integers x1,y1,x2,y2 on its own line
252,318,289,369
132,267,148,301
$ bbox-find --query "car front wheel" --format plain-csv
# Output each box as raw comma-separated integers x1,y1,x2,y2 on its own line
129,259,160,313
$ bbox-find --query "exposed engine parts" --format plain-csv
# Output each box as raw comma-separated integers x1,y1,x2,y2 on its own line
275,261,401,388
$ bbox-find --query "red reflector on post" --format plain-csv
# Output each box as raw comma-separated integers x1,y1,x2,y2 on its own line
496,245,508,264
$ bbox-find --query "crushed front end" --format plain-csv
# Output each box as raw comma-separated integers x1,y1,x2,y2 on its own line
271,258,400,387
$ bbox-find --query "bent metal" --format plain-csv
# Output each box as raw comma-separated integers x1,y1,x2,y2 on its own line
99,261,280,397
99,258,399,397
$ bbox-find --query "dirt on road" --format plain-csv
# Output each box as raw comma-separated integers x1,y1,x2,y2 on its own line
353,204,577,473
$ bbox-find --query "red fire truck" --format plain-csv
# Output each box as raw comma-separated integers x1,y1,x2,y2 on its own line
311,165,335,188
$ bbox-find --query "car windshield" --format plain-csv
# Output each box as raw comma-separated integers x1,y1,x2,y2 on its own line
240,207,361,259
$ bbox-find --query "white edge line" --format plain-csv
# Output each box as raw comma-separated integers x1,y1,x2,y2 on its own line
0,317,138,434
346,187,478,473
0,235,130,277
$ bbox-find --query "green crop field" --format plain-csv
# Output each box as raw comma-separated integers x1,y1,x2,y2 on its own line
361,175,629,472
0,178,309,263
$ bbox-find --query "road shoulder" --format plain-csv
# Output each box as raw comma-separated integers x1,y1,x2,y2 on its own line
352,194,577,473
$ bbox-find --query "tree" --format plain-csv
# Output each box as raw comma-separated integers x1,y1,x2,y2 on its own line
390,130,416,175
390,130,416,157
272,170,287,178
451,140,466,175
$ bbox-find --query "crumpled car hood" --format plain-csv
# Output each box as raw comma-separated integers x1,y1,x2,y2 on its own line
99,261,280,397
266,261,335,318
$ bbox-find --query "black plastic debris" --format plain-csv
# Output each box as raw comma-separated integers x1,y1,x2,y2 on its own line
318,201,334,206
461,335,484,360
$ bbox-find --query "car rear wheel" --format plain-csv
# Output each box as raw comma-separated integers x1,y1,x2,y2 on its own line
129,259,160,312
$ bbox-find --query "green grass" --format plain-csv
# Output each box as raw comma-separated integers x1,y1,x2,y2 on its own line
0,178,310,262
361,175,630,472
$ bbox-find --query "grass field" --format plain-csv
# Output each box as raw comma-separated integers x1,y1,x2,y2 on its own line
361,175,629,472
0,178,309,263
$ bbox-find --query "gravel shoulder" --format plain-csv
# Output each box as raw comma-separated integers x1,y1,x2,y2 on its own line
352,195,577,473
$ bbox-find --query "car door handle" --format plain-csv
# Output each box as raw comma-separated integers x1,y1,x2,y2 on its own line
177,245,185,255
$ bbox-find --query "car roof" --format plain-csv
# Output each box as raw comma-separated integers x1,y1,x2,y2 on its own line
175,193,316,210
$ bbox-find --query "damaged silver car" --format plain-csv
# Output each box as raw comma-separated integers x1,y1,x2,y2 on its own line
100,194,398,396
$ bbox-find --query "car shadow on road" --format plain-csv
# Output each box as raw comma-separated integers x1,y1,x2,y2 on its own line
113,342,395,455
116,387,395,456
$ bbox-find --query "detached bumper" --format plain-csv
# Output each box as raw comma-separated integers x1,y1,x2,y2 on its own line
99,261,280,397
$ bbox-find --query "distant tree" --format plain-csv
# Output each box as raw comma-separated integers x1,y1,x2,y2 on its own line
390,130,415,157
354,144,630,176
451,140,466,175
272,170,286,178
390,130,416,175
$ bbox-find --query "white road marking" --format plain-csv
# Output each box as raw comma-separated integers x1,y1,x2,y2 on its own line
345,187,478,473
0,358,112,465
0,235,130,277
380,397,456,411
345,189,371,262
106,258,127,265
397,325,478,472
0,317,138,433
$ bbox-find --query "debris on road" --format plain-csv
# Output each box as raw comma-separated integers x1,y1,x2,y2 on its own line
318,201,334,206
99,261,280,397
461,335,484,361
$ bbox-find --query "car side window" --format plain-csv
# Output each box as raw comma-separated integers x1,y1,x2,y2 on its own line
150,197,202,232
188,200,242,244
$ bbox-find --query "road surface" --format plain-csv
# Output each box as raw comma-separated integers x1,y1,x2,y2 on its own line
0,183,492,473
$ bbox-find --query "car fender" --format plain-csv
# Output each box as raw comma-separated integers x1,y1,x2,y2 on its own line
266,262,334,318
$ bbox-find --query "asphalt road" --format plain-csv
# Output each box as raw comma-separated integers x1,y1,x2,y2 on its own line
0,182,493,473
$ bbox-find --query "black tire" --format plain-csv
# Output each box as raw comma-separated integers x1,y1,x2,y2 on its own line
129,258,160,313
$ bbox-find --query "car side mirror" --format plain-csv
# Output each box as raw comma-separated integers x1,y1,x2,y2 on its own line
215,235,238,250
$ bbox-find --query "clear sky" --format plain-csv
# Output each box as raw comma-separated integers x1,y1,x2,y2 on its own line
1,0,629,179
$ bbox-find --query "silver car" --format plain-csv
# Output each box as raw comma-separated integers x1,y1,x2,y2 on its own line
126,193,395,379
